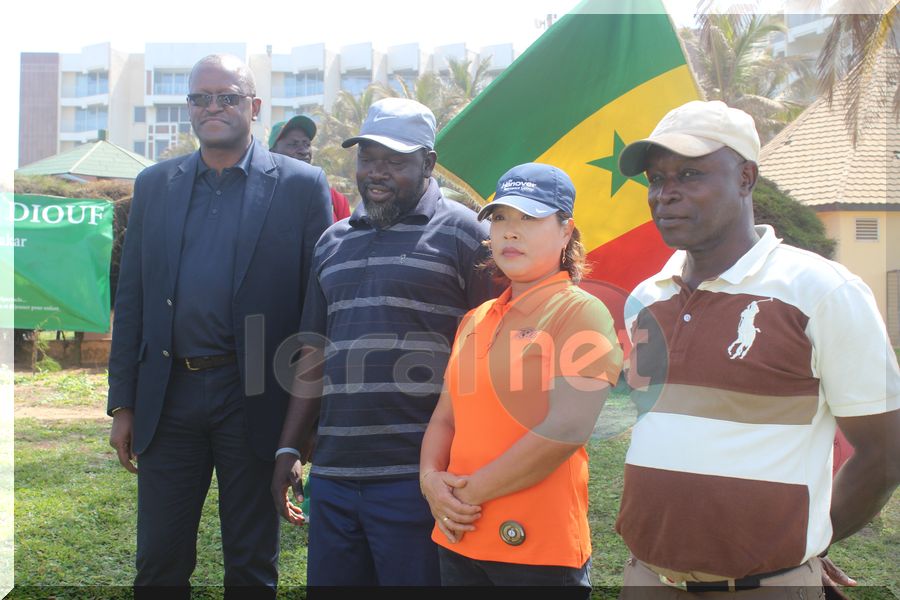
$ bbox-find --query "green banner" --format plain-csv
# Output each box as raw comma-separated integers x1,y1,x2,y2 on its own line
0,194,114,332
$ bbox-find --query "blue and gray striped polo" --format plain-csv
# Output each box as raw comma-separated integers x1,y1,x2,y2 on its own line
301,178,494,480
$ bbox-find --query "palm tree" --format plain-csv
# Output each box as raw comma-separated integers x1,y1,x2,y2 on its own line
309,59,493,208
816,5,899,145
445,56,492,102
684,11,813,142
388,71,459,129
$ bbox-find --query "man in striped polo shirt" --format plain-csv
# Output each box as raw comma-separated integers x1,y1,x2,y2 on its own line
616,100,899,595
270,98,494,586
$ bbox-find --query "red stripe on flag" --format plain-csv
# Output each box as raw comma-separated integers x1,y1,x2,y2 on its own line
574,222,672,359
585,221,673,294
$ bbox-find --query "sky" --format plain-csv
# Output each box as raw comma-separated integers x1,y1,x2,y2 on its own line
2,0,701,187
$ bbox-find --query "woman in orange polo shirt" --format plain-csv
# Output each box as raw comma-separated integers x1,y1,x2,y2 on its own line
420,163,623,592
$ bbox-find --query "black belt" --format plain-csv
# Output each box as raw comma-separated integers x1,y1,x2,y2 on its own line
682,564,806,592
175,353,237,371
650,560,808,593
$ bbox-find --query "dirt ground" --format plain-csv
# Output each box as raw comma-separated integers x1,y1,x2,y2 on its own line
13,367,109,421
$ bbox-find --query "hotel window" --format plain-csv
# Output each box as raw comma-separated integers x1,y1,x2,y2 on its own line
341,72,371,97
156,104,191,125
74,106,108,132
153,70,190,95
283,71,324,97
75,71,109,96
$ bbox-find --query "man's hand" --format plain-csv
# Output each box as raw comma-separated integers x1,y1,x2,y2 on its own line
271,453,305,526
821,556,857,600
109,408,137,474
831,411,900,543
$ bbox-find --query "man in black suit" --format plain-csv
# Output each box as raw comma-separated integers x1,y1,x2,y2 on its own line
107,54,332,596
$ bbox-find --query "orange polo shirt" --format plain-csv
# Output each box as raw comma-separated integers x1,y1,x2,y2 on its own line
433,272,623,567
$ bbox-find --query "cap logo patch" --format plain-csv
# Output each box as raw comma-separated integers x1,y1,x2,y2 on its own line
500,179,539,194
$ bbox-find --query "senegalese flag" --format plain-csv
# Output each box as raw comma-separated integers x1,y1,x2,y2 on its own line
435,0,701,309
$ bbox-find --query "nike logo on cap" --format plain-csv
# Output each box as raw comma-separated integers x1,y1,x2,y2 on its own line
373,115,398,122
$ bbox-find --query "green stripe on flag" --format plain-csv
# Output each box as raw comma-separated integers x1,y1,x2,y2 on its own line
435,0,689,199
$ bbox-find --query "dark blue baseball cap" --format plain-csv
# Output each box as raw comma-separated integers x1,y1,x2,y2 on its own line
342,98,436,153
477,162,576,221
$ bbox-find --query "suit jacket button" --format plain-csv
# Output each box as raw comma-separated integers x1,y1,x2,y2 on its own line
166,298,173,306
162,350,170,357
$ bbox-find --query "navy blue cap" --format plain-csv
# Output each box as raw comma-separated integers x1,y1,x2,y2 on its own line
477,162,575,221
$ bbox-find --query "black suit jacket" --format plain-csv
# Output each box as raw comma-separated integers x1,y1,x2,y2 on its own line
107,140,333,461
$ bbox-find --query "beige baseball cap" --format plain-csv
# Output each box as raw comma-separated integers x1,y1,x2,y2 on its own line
618,100,760,176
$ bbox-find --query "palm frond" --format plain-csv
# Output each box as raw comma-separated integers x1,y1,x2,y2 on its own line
688,6,808,141
817,4,899,145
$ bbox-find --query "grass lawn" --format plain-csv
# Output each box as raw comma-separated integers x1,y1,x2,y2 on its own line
10,370,899,597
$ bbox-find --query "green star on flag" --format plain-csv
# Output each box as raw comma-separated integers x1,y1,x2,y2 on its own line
588,131,647,198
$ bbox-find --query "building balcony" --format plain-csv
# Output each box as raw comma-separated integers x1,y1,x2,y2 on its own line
60,93,109,108
270,94,325,108
59,129,101,143
787,16,832,42
145,94,189,106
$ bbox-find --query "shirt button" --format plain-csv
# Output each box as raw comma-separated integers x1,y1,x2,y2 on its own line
216,190,222,196
212,208,219,215
162,350,170,357
166,298,173,306
683,314,692,322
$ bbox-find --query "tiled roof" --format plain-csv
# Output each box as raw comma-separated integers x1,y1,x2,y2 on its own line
759,53,899,208
16,139,155,180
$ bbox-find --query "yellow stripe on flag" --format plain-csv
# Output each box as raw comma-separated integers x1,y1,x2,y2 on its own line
533,65,698,251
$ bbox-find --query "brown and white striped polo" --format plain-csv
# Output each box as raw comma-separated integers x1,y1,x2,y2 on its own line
617,225,900,579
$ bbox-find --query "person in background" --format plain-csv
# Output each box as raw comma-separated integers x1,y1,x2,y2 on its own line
420,162,623,595
269,114,351,222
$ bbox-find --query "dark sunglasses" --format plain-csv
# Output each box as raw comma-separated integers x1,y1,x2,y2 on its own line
186,93,253,108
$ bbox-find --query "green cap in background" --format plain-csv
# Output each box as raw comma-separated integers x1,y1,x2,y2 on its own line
268,114,317,148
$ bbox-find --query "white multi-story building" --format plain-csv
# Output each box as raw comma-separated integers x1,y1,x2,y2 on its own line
770,13,834,61
18,41,516,166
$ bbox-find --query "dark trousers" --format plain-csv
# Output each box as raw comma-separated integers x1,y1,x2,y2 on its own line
438,546,592,595
134,364,278,598
307,475,441,586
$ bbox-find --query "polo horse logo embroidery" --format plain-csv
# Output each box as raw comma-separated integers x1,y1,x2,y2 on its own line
727,298,773,360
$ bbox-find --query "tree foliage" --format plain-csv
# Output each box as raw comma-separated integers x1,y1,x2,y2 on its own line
14,174,133,202
816,6,900,146
310,57,493,208
682,10,814,143
753,176,835,258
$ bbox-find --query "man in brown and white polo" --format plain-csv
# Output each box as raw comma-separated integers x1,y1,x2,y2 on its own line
615,100,900,595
